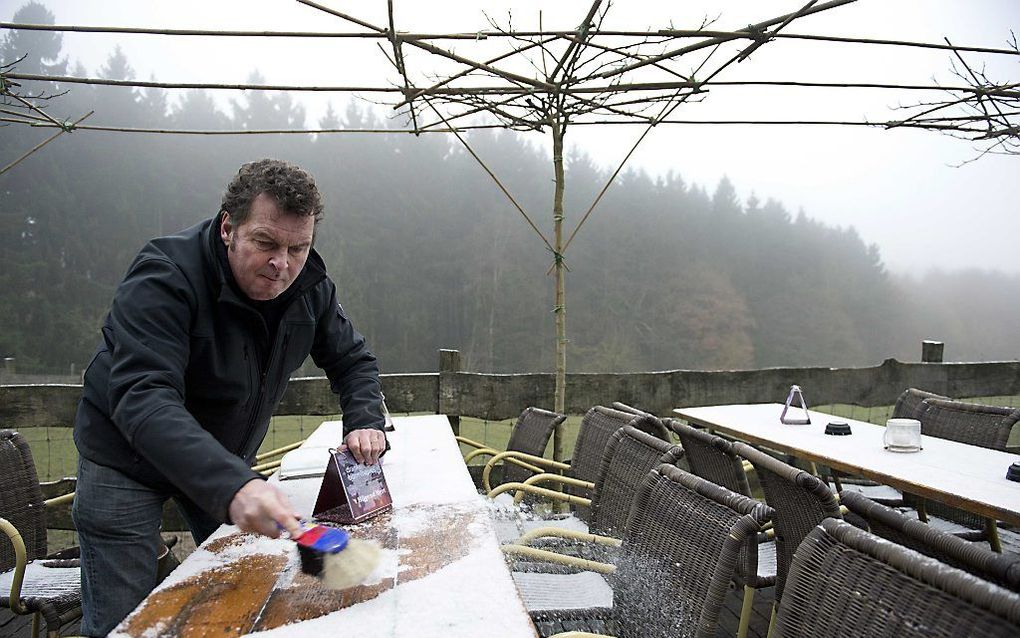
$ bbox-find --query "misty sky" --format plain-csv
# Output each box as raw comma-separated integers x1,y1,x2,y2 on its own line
3,0,1018,274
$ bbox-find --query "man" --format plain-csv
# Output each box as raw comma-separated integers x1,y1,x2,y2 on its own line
72,159,387,636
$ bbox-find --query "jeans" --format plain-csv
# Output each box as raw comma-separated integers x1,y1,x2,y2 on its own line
72,456,221,636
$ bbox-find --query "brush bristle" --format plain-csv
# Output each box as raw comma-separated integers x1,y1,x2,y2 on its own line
321,539,382,590
296,543,324,576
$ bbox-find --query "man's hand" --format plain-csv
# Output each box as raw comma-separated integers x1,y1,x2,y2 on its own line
341,428,386,465
228,479,302,538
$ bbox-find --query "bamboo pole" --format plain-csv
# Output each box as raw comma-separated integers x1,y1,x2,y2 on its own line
594,0,859,80
3,22,1017,56
0,110,93,176
551,116,567,460
2,117,992,138
11,72,1008,98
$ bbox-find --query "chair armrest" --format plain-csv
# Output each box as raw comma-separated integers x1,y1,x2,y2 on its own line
0,517,30,615
251,459,282,473
455,436,490,452
463,447,504,465
487,483,592,508
44,491,76,508
514,526,623,548
501,544,615,574
495,474,594,505
254,439,305,463
482,451,570,491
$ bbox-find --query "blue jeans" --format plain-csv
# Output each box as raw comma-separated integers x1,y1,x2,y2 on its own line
72,457,221,636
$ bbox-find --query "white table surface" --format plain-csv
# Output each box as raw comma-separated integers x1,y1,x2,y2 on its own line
674,403,1020,526
114,414,537,638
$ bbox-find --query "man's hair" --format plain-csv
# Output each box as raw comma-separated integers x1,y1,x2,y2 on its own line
220,159,324,225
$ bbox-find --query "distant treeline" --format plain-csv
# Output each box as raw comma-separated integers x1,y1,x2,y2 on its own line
2,3,1019,376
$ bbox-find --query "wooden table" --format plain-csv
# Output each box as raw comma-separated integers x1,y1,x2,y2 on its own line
674,403,1020,527
112,415,537,637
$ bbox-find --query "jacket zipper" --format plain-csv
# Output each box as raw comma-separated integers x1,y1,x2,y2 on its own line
241,329,289,459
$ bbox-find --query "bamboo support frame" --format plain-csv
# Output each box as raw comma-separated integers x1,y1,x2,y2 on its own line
2,22,1015,56
11,72,1011,98
3,1,1015,434
0,110,93,176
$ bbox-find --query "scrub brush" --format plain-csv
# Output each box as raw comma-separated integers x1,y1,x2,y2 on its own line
288,521,382,589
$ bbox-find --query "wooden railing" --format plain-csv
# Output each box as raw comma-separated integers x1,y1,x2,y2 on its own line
4,344,1020,531
11,347,1019,426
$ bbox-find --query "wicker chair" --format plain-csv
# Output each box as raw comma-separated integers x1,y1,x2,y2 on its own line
487,407,670,522
893,387,949,420
774,519,1020,637
731,441,844,605
0,429,81,638
666,419,776,638
458,407,565,488
512,464,773,638
563,407,670,514
841,490,1020,592
904,398,1020,550
587,426,683,538
497,425,682,549
918,397,1019,450
609,401,648,415
829,388,949,507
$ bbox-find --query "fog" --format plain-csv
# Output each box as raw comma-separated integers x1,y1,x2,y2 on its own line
4,0,1017,275
3,0,1020,373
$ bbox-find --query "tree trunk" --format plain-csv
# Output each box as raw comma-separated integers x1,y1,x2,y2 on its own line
552,119,567,462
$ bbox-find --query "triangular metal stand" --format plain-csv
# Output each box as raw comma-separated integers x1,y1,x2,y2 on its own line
780,385,811,424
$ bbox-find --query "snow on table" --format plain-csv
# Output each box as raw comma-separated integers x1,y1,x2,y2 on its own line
113,415,537,637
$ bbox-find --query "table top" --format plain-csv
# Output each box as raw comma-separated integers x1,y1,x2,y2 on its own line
113,415,537,638
674,403,1020,527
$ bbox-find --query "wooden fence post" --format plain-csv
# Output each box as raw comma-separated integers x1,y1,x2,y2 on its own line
921,340,945,363
438,349,462,435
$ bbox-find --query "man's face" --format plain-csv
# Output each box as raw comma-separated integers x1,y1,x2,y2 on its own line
220,193,315,301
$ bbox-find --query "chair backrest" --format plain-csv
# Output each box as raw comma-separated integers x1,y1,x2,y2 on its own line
892,387,947,420
503,407,566,484
841,490,1020,592
732,441,842,601
611,464,773,638
918,398,1019,450
588,425,683,537
566,406,669,488
775,519,1020,637
666,419,752,497
610,401,651,417
567,407,670,522
0,429,47,570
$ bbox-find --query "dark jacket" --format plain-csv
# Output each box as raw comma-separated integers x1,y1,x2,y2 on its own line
74,214,385,522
